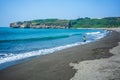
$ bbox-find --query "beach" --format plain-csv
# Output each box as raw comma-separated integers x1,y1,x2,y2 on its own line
0,28,120,80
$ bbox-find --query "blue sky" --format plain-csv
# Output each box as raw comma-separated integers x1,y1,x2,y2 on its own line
0,0,120,27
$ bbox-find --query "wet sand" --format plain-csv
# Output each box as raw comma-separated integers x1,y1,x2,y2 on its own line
0,28,120,80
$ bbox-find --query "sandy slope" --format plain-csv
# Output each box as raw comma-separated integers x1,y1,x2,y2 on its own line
70,28,120,80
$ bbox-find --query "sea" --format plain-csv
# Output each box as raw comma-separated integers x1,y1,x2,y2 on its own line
0,27,108,70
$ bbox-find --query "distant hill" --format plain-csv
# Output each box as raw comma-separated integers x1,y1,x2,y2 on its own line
10,19,70,29
10,17,120,28
71,17,120,28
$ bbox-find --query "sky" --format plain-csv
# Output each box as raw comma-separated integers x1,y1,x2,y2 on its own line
0,0,120,27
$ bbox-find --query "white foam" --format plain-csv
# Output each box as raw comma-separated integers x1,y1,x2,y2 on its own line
86,31,108,40
0,41,91,64
86,31,100,35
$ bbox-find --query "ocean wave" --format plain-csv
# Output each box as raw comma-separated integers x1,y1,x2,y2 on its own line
86,31,101,35
86,30,109,40
0,30,109,69
0,41,90,64
0,33,81,42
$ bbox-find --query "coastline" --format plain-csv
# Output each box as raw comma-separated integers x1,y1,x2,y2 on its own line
0,28,120,80
70,28,120,80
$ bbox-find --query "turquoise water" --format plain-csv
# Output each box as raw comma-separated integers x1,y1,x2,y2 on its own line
0,27,108,69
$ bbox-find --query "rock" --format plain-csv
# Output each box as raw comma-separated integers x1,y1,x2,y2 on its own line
10,19,70,29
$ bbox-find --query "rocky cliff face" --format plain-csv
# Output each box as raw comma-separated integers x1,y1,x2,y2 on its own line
10,22,23,28
10,19,70,29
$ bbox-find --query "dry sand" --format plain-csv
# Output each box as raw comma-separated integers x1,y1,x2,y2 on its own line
70,28,120,80
0,28,120,80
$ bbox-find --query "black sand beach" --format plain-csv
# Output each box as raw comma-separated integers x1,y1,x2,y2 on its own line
0,29,120,80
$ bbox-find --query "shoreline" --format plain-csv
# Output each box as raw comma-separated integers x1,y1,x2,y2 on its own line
0,28,107,70
70,28,120,80
0,28,120,80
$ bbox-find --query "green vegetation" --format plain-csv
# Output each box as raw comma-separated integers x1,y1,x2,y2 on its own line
29,17,120,28
29,19,69,26
10,17,120,28
70,17,120,28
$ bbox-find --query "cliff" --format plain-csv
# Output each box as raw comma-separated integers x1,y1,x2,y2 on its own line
10,19,70,29
10,17,120,28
